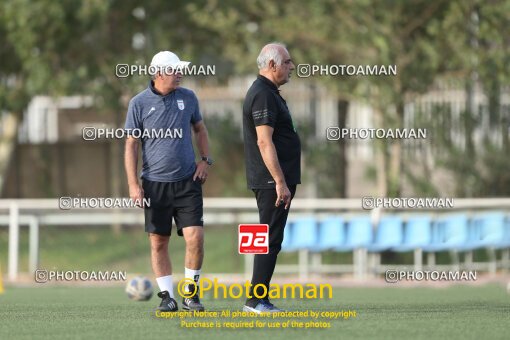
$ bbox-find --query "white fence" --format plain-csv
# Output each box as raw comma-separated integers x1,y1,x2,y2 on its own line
1,198,510,282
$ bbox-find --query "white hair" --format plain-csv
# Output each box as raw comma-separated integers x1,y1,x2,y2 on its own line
256,42,287,70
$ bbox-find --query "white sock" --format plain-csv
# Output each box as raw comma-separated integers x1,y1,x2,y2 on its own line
156,275,174,298
184,267,201,292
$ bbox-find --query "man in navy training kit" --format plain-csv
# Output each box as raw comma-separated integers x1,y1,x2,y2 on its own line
124,51,213,312
242,42,301,313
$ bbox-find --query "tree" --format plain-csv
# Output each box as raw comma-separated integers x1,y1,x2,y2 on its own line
0,0,219,200
187,0,452,196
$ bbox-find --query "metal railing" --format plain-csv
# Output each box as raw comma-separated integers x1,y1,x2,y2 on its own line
1,198,510,281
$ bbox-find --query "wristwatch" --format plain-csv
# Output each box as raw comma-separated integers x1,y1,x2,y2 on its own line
201,156,214,166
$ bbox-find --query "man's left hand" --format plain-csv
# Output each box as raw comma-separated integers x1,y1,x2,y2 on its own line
193,161,209,183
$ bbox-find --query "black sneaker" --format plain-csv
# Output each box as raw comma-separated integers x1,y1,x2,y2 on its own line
182,284,205,311
157,291,178,312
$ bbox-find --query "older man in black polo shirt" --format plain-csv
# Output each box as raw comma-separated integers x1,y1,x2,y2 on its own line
242,42,301,313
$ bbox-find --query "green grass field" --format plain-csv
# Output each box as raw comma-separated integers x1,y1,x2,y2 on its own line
0,285,509,340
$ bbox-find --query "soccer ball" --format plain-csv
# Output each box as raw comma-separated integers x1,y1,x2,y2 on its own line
125,276,153,301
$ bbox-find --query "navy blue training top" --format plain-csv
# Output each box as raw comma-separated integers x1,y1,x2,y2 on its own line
125,81,202,182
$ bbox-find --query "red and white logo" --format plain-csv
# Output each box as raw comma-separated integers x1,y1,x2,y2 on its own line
238,224,269,254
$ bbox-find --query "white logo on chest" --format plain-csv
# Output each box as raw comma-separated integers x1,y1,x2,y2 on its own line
177,99,185,110
146,107,156,116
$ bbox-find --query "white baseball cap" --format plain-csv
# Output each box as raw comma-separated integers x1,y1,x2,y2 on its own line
150,51,190,69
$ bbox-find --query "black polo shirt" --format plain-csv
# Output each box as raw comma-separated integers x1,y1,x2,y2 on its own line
242,75,301,189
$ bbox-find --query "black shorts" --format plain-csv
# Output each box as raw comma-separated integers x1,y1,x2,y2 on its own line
142,176,204,236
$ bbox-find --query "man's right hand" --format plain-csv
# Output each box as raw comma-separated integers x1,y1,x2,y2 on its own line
275,182,291,210
129,183,145,208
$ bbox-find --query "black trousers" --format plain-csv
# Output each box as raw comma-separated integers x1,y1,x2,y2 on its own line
246,185,297,306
